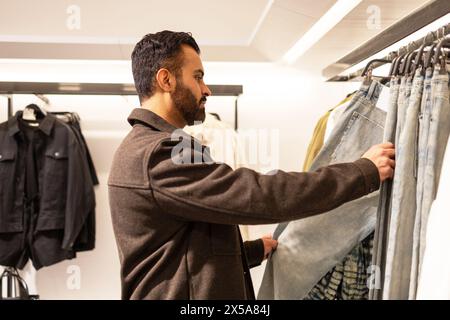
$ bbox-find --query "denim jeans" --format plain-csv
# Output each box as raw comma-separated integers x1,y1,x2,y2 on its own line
409,68,434,298
416,116,450,299
395,77,413,149
369,77,400,300
413,70,450,298
383,69,423,300
259,80,386,299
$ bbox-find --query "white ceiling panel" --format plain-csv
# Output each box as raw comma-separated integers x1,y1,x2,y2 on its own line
0,0,441,76
0,0,272,46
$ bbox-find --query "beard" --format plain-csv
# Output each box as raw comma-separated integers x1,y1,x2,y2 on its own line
171,80,207,126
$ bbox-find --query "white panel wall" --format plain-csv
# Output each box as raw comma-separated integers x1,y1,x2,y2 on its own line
0,59,358,299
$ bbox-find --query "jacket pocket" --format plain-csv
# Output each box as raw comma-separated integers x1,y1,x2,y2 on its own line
40,148,69,222
210,224,241,255
331,110,385,163
0,149,16,177
0,150,21,233
43,148,68,189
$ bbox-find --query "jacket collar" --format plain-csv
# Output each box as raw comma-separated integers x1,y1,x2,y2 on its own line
127,108,179,133
8,111,56,137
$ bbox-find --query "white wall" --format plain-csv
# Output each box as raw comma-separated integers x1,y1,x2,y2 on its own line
0,59,359,299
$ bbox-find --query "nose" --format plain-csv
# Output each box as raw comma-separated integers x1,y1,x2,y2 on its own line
202,83,212,97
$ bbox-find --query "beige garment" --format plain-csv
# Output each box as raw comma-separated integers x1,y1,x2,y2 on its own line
184,113,251,240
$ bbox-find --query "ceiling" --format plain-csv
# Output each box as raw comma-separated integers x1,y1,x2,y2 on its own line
0,0,432,75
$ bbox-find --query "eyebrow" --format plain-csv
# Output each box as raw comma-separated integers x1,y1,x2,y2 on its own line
194,69,204,77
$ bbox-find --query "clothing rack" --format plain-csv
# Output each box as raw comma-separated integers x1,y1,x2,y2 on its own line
0,82,243,130
323,0,450,81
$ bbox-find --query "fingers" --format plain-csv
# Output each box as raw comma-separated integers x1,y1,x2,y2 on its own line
385,167,394,179
382,148,395,159
381,161,395,181
270,239,278,249
262,236,278,260
388,159,395,168
379,142,395,148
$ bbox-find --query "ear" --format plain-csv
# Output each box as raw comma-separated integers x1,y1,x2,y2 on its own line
155,68,175,92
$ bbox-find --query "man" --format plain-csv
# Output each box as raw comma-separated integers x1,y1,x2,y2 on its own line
108,31,395,300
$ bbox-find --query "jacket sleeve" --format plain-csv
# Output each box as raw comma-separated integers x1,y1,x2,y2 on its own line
62,129,95,250
244,239,265,268
149,137,380,225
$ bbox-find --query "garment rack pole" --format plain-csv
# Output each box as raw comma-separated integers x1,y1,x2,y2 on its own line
328,21,450,82
323,0,450,81
7,95,13,119
1,82,243,128
234,97,239,131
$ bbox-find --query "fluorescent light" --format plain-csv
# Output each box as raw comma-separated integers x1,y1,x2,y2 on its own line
247,0,275,45
283,0,362,64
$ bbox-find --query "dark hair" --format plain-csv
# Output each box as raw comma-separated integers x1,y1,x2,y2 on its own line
131,30,200,103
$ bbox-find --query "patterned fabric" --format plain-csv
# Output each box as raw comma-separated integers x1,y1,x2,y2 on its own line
305,232,374,300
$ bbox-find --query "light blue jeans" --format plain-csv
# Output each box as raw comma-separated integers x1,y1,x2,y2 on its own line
409,67,433,298
259,80,386,299
369,77,400,300
383,69,423,300
413,70,450,298
395,76,413,148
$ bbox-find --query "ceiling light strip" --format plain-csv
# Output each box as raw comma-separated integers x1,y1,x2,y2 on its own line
282,0,362,64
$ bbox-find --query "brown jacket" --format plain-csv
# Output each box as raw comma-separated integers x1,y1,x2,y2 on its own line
108,108,380,300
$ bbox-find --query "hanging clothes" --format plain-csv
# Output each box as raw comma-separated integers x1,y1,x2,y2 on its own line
305,233,373,300
305,86,389,300
323,94,354,144
0,110,96,269
369,76,401,300
410,68,450,297
259,80,385,300
184,112,252,240
377,66,450,300
368,55,450,299
51,112,98,252
417,123,450,299
302,94,353,171
382,69,423,299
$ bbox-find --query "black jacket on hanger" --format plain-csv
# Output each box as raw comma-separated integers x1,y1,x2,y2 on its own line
0,111,95,269
51,112,98,252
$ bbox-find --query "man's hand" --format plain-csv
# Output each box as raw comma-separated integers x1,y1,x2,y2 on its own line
362,142,396,182
261,234,278,260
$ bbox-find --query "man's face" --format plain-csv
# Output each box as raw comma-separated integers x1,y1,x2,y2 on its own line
171,45,211,126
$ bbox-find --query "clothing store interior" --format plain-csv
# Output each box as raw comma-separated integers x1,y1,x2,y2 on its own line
0,0,450,300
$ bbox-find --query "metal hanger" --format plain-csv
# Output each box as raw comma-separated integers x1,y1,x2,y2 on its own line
392,47,408,77
360,58,392,85
23,103,46,119
433,35,450,75
404,51,418,77
411,32,435,75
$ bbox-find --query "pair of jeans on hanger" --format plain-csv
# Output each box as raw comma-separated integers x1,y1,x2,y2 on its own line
417,78,450,298
369,76,401,300
259,80,386,299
